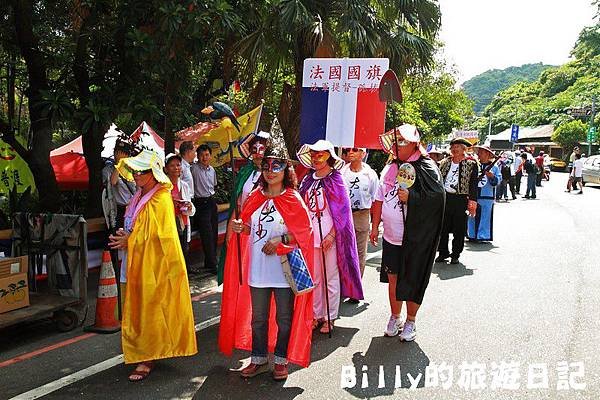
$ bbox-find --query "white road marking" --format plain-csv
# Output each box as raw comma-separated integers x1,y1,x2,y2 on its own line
9,316,221,400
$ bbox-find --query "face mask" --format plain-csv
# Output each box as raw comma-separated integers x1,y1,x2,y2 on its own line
251,142,266,156
310,151,330,164
261,159,287,173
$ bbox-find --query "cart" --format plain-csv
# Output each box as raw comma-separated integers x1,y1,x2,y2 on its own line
0,213,88,332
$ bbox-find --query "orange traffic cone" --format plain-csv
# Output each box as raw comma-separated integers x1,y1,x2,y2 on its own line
84,250,121,333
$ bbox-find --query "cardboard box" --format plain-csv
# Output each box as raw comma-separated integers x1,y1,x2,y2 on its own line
0,256,28,278
0,272,30,313
0,256,29,314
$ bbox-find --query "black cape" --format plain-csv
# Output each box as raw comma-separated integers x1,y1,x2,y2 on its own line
379,157,446,305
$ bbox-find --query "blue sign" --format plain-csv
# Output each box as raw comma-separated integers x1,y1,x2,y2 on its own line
510,124,519,143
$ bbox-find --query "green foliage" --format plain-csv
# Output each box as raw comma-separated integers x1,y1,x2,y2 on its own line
552,120,587,149
467,22,600,144
462,63,554,114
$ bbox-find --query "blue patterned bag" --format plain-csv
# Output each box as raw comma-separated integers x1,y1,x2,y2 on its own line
280,248,314,295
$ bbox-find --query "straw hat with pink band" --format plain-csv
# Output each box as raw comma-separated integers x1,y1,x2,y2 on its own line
378,124,428,161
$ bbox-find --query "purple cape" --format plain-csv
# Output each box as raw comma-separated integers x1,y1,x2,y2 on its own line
299,170,364,300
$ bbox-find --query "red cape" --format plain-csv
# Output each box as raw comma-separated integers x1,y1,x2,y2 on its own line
218,189,315,367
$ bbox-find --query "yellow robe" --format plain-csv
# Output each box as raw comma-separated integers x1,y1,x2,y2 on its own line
122,187,198,364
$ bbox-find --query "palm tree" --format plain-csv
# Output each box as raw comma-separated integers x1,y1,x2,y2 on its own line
233,0,441,151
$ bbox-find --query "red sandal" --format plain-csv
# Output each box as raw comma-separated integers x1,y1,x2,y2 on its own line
128,361,154,382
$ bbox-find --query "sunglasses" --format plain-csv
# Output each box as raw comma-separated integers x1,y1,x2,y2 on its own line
394,140,411,147
132,169,152,176
261,159,287,173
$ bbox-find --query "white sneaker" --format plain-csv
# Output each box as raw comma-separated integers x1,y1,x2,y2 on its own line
384,315,403,337
400,320,416,341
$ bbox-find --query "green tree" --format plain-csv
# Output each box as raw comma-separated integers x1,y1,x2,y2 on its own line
552,120,587,149
234,0,441,151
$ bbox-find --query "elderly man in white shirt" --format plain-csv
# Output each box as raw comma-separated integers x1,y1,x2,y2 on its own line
341,147,378,298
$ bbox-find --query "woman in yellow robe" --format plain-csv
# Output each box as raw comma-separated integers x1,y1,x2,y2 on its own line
109,149,197,381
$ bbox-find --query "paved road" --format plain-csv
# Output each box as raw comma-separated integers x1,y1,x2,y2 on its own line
1,172,599,399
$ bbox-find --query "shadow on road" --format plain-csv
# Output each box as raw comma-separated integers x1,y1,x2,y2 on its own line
431,262,474,280
339,300,370,318
311,325,360,363
464,241,498,252
343,337,430,398
193,365,304,400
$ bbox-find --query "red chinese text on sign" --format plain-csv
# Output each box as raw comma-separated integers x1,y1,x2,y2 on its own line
329,66,342,80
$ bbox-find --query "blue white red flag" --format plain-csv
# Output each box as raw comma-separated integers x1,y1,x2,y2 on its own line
299,58,389,149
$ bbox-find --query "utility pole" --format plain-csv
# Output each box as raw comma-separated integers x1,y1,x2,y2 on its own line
488,113,493,137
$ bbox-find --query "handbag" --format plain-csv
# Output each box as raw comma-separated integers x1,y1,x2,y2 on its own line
280,248,314,295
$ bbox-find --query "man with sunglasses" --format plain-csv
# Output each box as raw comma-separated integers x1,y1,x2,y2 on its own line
340,147,379,303
437,138,479,265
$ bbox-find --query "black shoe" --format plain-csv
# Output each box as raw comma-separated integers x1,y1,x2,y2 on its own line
435,254,450,262
512,196,517,200
524,195,530,199
450,257,459,264
531,196,536,199
346,298,360,304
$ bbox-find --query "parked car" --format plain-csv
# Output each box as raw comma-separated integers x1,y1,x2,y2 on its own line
582,155,600,185
547,156,567,171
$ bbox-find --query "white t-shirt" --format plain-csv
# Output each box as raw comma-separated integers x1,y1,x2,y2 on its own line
240,170,261,208
444,162,460,193
375,165,407,246
573,159,584,178
305,173,334,247
341,163,379,210
248,199,289,288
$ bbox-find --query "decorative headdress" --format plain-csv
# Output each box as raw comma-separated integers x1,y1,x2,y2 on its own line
263,118,290,160
116,149,172,189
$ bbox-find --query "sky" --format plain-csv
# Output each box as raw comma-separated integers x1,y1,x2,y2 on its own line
438,0,598,83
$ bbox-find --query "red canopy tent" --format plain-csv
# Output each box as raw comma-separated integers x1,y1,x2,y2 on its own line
50,122,165,190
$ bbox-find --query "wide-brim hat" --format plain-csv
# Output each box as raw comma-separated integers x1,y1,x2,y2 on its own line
238,130,270,159
297,139,345,170
449,137,472,147
117,149,172,189
379,124,427,156
472,145,496,159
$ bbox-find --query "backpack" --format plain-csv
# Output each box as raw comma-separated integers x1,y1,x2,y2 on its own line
524,159,536,174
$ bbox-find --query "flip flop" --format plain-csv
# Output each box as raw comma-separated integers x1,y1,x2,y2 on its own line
320,321,334,334
312,319,323,330
128,361,153,382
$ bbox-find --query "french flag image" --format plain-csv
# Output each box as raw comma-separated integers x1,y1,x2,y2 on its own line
299,58,389,149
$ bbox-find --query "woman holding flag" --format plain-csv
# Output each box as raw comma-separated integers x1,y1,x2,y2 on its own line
298,140,363,334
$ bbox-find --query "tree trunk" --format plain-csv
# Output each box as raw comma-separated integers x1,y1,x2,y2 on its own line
81,124,107,217
8,0,61,212
164,82,174,154
72,9,104,218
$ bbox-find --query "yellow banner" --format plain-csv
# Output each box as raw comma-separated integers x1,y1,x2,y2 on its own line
0,139,36,194
195,104,263,167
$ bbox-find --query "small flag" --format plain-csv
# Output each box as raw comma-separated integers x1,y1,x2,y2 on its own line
196,104,263,167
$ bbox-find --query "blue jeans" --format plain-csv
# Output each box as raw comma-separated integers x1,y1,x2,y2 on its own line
526,174,537,197
250,287,294,365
